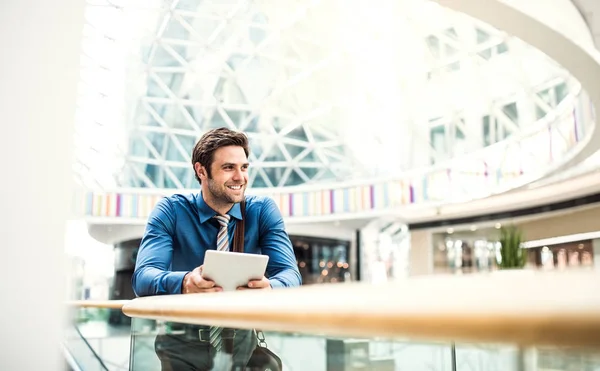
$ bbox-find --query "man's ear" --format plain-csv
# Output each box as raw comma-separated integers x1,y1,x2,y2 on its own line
194,162,206,180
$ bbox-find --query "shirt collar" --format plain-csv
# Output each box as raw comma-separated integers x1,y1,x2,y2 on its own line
196,192,243,223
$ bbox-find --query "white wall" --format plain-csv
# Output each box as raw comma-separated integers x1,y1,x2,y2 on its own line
0,1,84,370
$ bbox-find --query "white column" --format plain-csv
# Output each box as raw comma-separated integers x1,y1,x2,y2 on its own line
593,239,600,272
0,1,84,370
408,230,434,276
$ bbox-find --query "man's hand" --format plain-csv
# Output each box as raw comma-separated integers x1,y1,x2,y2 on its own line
182,266,222,294
237,276,271,291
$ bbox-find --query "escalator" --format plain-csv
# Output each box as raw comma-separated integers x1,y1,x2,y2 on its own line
62,324,110,371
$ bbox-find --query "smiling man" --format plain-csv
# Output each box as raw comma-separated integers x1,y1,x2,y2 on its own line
132,127,301,296
132,127,301,370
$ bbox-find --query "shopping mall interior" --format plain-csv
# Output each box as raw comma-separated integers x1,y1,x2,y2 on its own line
4,0,600,370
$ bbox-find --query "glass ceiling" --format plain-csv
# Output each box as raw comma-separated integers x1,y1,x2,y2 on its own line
74,0,580,190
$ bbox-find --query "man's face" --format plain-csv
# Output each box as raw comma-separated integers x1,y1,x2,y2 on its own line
201,145,249,205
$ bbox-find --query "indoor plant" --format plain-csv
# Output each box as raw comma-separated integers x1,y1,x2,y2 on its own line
497,225,527,269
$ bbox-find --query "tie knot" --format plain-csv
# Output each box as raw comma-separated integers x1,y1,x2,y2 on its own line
214,214,230,228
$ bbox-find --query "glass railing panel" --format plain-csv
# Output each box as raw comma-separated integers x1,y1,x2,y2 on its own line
130,318,600,371
535,347,600,371
455,343,600,371
129,318,455,371
455,343,522,371
63,306,131,371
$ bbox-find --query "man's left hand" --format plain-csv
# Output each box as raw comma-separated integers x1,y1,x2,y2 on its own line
237,276,271,290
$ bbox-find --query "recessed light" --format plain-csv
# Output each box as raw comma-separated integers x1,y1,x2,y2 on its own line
447,228,454,234
495,223,501,229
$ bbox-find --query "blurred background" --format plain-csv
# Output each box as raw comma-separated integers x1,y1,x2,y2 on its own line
9,0,599,369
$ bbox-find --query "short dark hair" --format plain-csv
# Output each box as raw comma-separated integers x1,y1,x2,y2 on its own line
191,127,250,184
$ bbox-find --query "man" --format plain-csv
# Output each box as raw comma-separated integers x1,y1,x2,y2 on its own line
132,127,301,370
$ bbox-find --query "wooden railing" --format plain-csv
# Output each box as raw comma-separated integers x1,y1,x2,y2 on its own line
67,300,129,309
119,270,600,349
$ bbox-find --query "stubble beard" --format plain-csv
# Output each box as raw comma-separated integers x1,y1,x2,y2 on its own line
206,178,245,206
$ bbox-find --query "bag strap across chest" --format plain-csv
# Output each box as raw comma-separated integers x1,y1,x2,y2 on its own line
232,199,246,253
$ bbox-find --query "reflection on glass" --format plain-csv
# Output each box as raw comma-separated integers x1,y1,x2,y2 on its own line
127,318,600,371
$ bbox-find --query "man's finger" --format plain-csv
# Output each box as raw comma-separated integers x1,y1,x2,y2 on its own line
247,279,269,288
191,274,215,288
201,287,222,293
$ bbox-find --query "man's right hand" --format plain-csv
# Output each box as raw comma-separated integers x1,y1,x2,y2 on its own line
182,266,223,294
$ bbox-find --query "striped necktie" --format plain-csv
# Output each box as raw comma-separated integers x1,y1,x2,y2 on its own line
214,214,231,251
210,214,230,352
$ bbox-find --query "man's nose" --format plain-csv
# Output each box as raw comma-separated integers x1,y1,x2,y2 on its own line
232,168,243,180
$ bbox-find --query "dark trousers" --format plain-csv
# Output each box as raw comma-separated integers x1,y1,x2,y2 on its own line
155,328,257,371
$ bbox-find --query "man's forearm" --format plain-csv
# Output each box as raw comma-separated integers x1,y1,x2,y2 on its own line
133,268,188,296
268,267,302,288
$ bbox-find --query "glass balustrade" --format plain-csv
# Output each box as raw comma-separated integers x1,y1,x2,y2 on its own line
127,318,600,371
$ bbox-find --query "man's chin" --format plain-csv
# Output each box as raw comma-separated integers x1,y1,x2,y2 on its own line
226,192,245,204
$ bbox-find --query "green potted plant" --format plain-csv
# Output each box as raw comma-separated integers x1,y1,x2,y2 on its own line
497,225,527,269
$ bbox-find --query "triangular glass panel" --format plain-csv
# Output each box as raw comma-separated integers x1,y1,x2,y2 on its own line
262,167,282,187
497,42,508,54
443,28,458,41
248,169,265,188
175,134,198,155
535,105,547,120
300,167,319,180
144,164,162,187
226,54,249,71
177,104,201,130
283,168,304,187
554,82,568,103
212,77,247,105
164,136,188,162
536,88,553,106
308,125,333,142
146,78,170,98
241,113,259,132
172,167,188,187
319,168,338,181
444,44,458,58
297,149,318,163
178,14,219,40
144,132,166,157
285,125,308,141
162,19,188,42
502,102,519,124
476,28,490,44
205,108,227,129
224,109,252,127
251,137,270,161
182,168,195,188
425,35,440,59
146,102,168,118
263,143,289,162
131,138,149,157
150,44,186,67
477,49,492,61
284,142,308,158
271,116,291,133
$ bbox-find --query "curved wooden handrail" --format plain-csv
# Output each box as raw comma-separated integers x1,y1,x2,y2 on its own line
122,270,600,349
67,300,129,309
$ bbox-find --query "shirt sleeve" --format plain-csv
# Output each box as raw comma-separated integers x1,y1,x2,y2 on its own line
258,197,302,288
132,197,188,296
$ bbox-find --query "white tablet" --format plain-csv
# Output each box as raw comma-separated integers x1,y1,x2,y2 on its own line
201,250,269,292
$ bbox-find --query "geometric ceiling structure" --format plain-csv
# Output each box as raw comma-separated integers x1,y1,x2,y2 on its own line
75,0,581,190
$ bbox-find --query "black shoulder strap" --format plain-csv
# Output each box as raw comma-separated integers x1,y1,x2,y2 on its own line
232,199,246,253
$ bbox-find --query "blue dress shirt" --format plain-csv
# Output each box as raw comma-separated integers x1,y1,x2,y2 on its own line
132,193,302,297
